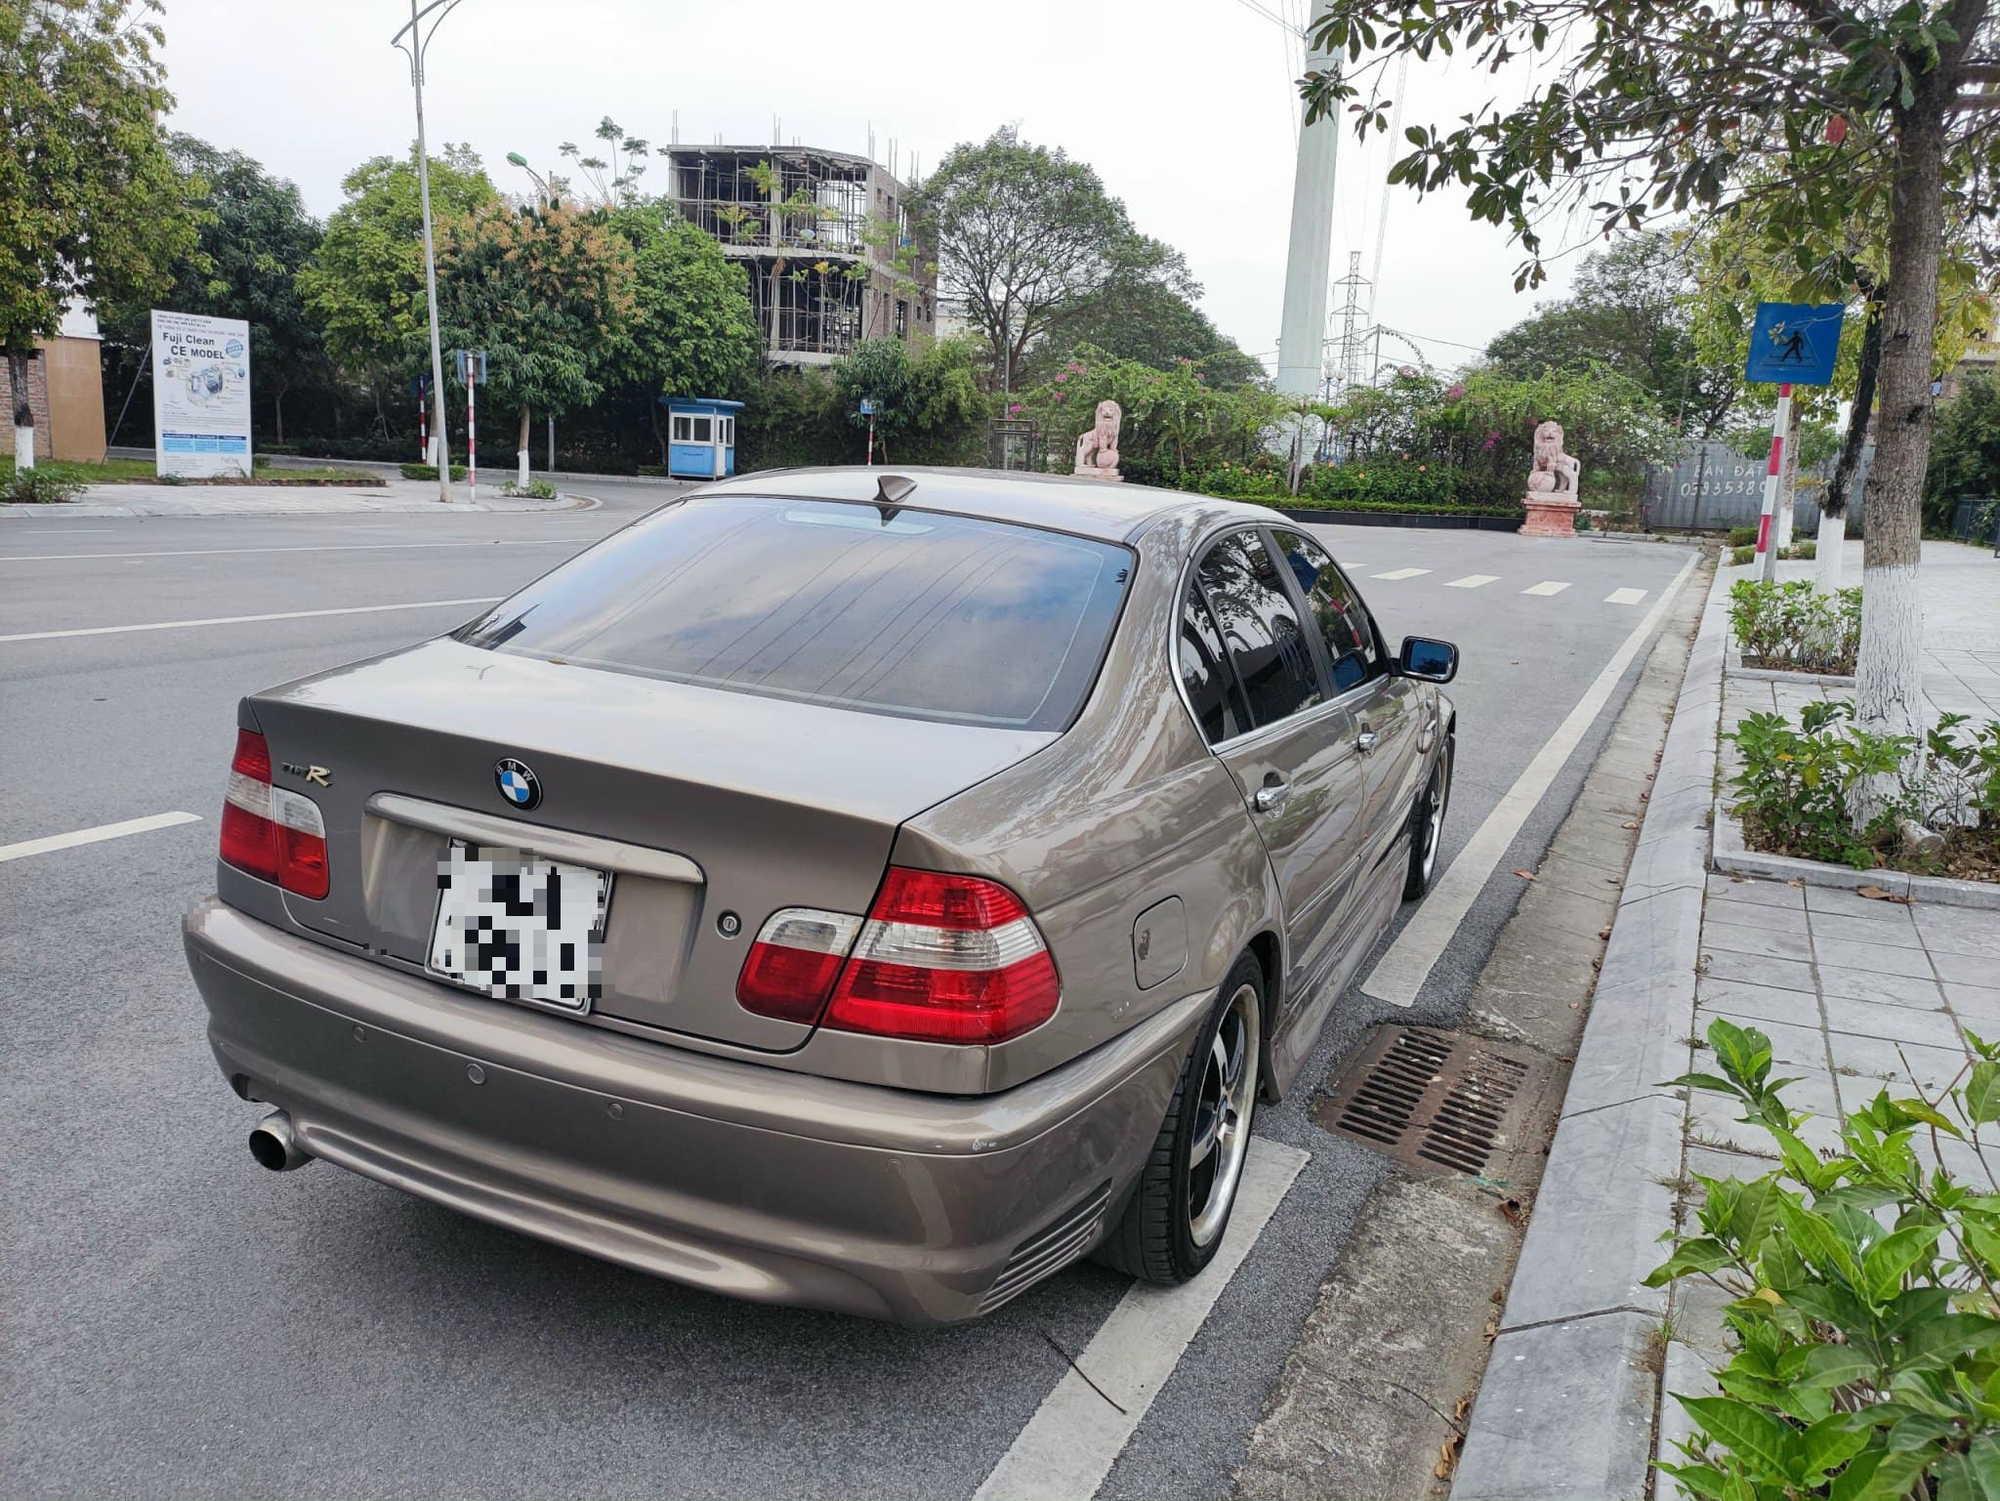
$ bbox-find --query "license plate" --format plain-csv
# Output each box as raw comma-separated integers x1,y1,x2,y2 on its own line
427,840,612,1013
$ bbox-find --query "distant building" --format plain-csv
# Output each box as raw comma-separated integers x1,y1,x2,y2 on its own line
2,299,107,462
1946,325,2000,399
665,143,935,365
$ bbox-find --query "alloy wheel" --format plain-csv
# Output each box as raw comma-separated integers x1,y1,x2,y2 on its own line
1187,981,1260,1248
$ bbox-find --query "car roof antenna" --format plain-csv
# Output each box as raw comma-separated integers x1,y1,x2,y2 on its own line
874,473,916,523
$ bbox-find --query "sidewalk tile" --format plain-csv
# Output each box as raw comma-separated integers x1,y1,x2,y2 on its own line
1811,936,1936,979
1701,948,1816,994
1806,886,1928,923
1944,983,2000,1031
1707,897,1810,935
1702,920,1814,963
1827,1033,1968,1094
1706,874,1803,909
1696,1010,1828,1071
1599,887,1704,993
1817,966,1945,1008
1821,994,1963,1050
1563,973,1697,1118
1695,977,1820,1028
1933,951,2000,989
1914,908,2000,953
1808,909,1924,949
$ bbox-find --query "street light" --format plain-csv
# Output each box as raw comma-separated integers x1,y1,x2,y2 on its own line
505,151,553,208
392,0,465,505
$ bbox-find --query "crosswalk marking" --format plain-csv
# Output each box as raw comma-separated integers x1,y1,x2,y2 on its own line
1521,580,1572,596
1444,574,1499,589
1604,586,1649,605
1371,567,1433,581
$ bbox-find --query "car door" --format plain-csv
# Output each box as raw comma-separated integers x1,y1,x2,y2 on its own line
1182,528,1368,1002
1266,527,1427,885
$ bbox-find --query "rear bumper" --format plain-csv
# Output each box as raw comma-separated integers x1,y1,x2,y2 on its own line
183,897,1205,1324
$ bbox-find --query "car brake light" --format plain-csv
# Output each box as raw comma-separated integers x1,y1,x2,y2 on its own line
736,908,864,1022
823,868,1060,1044
219,728,330,899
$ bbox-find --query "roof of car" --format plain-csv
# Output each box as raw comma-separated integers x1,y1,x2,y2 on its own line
689,466,1280,543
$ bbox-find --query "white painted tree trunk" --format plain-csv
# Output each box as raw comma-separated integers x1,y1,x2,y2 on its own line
516,404,531,489
1814,508,1845,593
12,425,32,471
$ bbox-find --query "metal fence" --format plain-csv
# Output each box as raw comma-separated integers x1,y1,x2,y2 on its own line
1643,438,1870,533
1948,496,2000,550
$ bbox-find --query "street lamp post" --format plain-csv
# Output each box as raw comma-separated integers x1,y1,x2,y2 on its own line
505,151,553,209
393,0,465,505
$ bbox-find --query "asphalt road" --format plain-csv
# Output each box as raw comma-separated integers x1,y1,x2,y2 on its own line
0,480,1698,1500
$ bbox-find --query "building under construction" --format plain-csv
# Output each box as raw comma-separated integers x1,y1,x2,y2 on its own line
665,144,936,366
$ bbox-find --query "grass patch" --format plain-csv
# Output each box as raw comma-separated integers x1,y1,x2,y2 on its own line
1,455,381,488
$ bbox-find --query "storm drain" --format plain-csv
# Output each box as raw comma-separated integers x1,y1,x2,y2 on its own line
1312,1026,1550,1178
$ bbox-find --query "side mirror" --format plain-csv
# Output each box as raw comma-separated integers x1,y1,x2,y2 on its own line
1399,636,1458,684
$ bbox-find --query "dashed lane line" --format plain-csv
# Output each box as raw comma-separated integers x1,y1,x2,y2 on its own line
0,812,202,863
1444,574,1500,589
1521,580,1572,596
1605,587,1649,605
1371,567,1433,581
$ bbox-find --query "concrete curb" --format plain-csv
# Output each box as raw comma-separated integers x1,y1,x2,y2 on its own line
1711,792,2000,910
1722,645,1856,687
1451,558,1728,1501
0,489,595,518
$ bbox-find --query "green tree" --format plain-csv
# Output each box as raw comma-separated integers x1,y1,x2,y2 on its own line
1484,231,1737,437
0,0,197,467
1302,0,2000,816
1040,275,1266,390
912,128,1197,392
296,144,498,415
831,337,988,464
602,206,761,465
1924,369,2000,531
556,116,650,210
99,134,325,443
430,202,636,486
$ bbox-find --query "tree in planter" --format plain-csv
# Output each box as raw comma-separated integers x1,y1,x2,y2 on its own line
98,135,327,446
601,208,760,468
1,0,196,469
1301,0,2000,823
430,203,635,488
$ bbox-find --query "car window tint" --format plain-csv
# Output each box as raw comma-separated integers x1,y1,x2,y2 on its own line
1195,531,1324,727
1269,527,1381,694
455,495,1132,731
1179,582,1247,744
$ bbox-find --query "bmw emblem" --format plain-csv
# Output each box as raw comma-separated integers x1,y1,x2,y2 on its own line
494,758,541,810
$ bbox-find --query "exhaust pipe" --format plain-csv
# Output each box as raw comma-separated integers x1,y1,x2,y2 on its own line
248,1111,313,1172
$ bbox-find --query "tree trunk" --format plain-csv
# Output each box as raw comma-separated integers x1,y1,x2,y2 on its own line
1817,293,1882,595
650,397,669,467
8,346,36,471
517,403,531,488
1850,102,1946,823
273,377,287,446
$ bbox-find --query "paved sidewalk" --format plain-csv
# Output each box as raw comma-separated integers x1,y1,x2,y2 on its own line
0,476,592,518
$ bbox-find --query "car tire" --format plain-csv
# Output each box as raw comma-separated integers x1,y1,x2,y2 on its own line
1402,734,1453,901
1095,953,1263,1285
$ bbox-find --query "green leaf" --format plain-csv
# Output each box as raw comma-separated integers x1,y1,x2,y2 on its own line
1709,1018,1774,1092
1798,1412,1872,1478
1862,1223,1941,1301
1676,1395,1797,1480
1645,1237,1736,1287
1969,1062,2000,1125
1778,1197,1862,1286
1832,1447,1929,1501
1796,1343,1879,1390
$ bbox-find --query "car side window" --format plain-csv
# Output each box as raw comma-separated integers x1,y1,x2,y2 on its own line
1195,531,1324,728
1179,582,1249,744
1268,527,1383,694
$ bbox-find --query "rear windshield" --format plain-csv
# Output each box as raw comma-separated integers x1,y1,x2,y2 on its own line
455,495,1133,731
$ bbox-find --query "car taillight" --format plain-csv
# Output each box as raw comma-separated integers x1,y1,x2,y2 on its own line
219,728,329,899
736,908,864,1022
824,868,1060,1044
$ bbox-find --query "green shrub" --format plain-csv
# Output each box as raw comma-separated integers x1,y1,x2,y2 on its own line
1728,579,1863,674
502,478,558,500
1921,713,2000,831
2,463,90,503
1650,1016,2000,1501
1732,544,1756,566
1789,539,1818,560
400,463,469,482
1727,699,1913,867
1728,525,1760,548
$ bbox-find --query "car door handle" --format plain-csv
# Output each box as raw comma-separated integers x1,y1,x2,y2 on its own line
1356,729,1380,755
1253,779,1291,813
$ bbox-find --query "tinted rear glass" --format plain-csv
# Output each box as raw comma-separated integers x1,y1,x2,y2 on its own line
455,495,1132,731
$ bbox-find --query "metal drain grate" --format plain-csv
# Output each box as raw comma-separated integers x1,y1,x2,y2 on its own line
1313,1026,1547,1177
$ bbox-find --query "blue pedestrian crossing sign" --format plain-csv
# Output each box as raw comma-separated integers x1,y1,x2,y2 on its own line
1745,302,1845,385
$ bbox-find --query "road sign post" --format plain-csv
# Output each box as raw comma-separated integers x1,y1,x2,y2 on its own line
860,397,877,467
1745,302,1843,580
454,351,485,504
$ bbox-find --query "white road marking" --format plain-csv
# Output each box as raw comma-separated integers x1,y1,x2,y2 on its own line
972,1141,1309,1501
1521,580,1572,596
19,527,113,534
0,540,575,563
1362,551,1698,1007
1371,567,1433,581
1445,574,1500,589
0,597,502,644
0,811,202,863
1605,587,1649,605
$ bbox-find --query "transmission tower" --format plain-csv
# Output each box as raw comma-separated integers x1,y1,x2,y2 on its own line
1326,250,1373,400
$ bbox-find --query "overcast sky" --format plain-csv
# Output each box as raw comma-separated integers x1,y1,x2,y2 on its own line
154,0,1587,377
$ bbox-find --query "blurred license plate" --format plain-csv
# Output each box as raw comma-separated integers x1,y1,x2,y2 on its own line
427,840,611,1013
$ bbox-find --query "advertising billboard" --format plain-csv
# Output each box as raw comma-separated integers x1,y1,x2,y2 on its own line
150,309,252,478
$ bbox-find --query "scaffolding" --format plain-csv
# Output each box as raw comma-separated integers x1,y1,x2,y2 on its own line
666,144,934,365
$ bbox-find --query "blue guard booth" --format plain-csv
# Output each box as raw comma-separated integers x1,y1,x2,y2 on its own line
659,397,743,479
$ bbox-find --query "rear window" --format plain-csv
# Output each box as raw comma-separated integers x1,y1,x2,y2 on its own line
455,495,1133,731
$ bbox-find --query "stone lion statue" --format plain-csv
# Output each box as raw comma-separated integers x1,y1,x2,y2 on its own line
1525,420,1581,496
1073,400,1123,481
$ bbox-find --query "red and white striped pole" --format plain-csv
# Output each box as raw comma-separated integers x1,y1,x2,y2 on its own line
464,370,476,506
1755,382,1792,582
417,381,428,465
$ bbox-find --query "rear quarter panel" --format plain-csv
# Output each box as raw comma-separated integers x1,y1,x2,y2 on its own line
892,506,1284,1093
